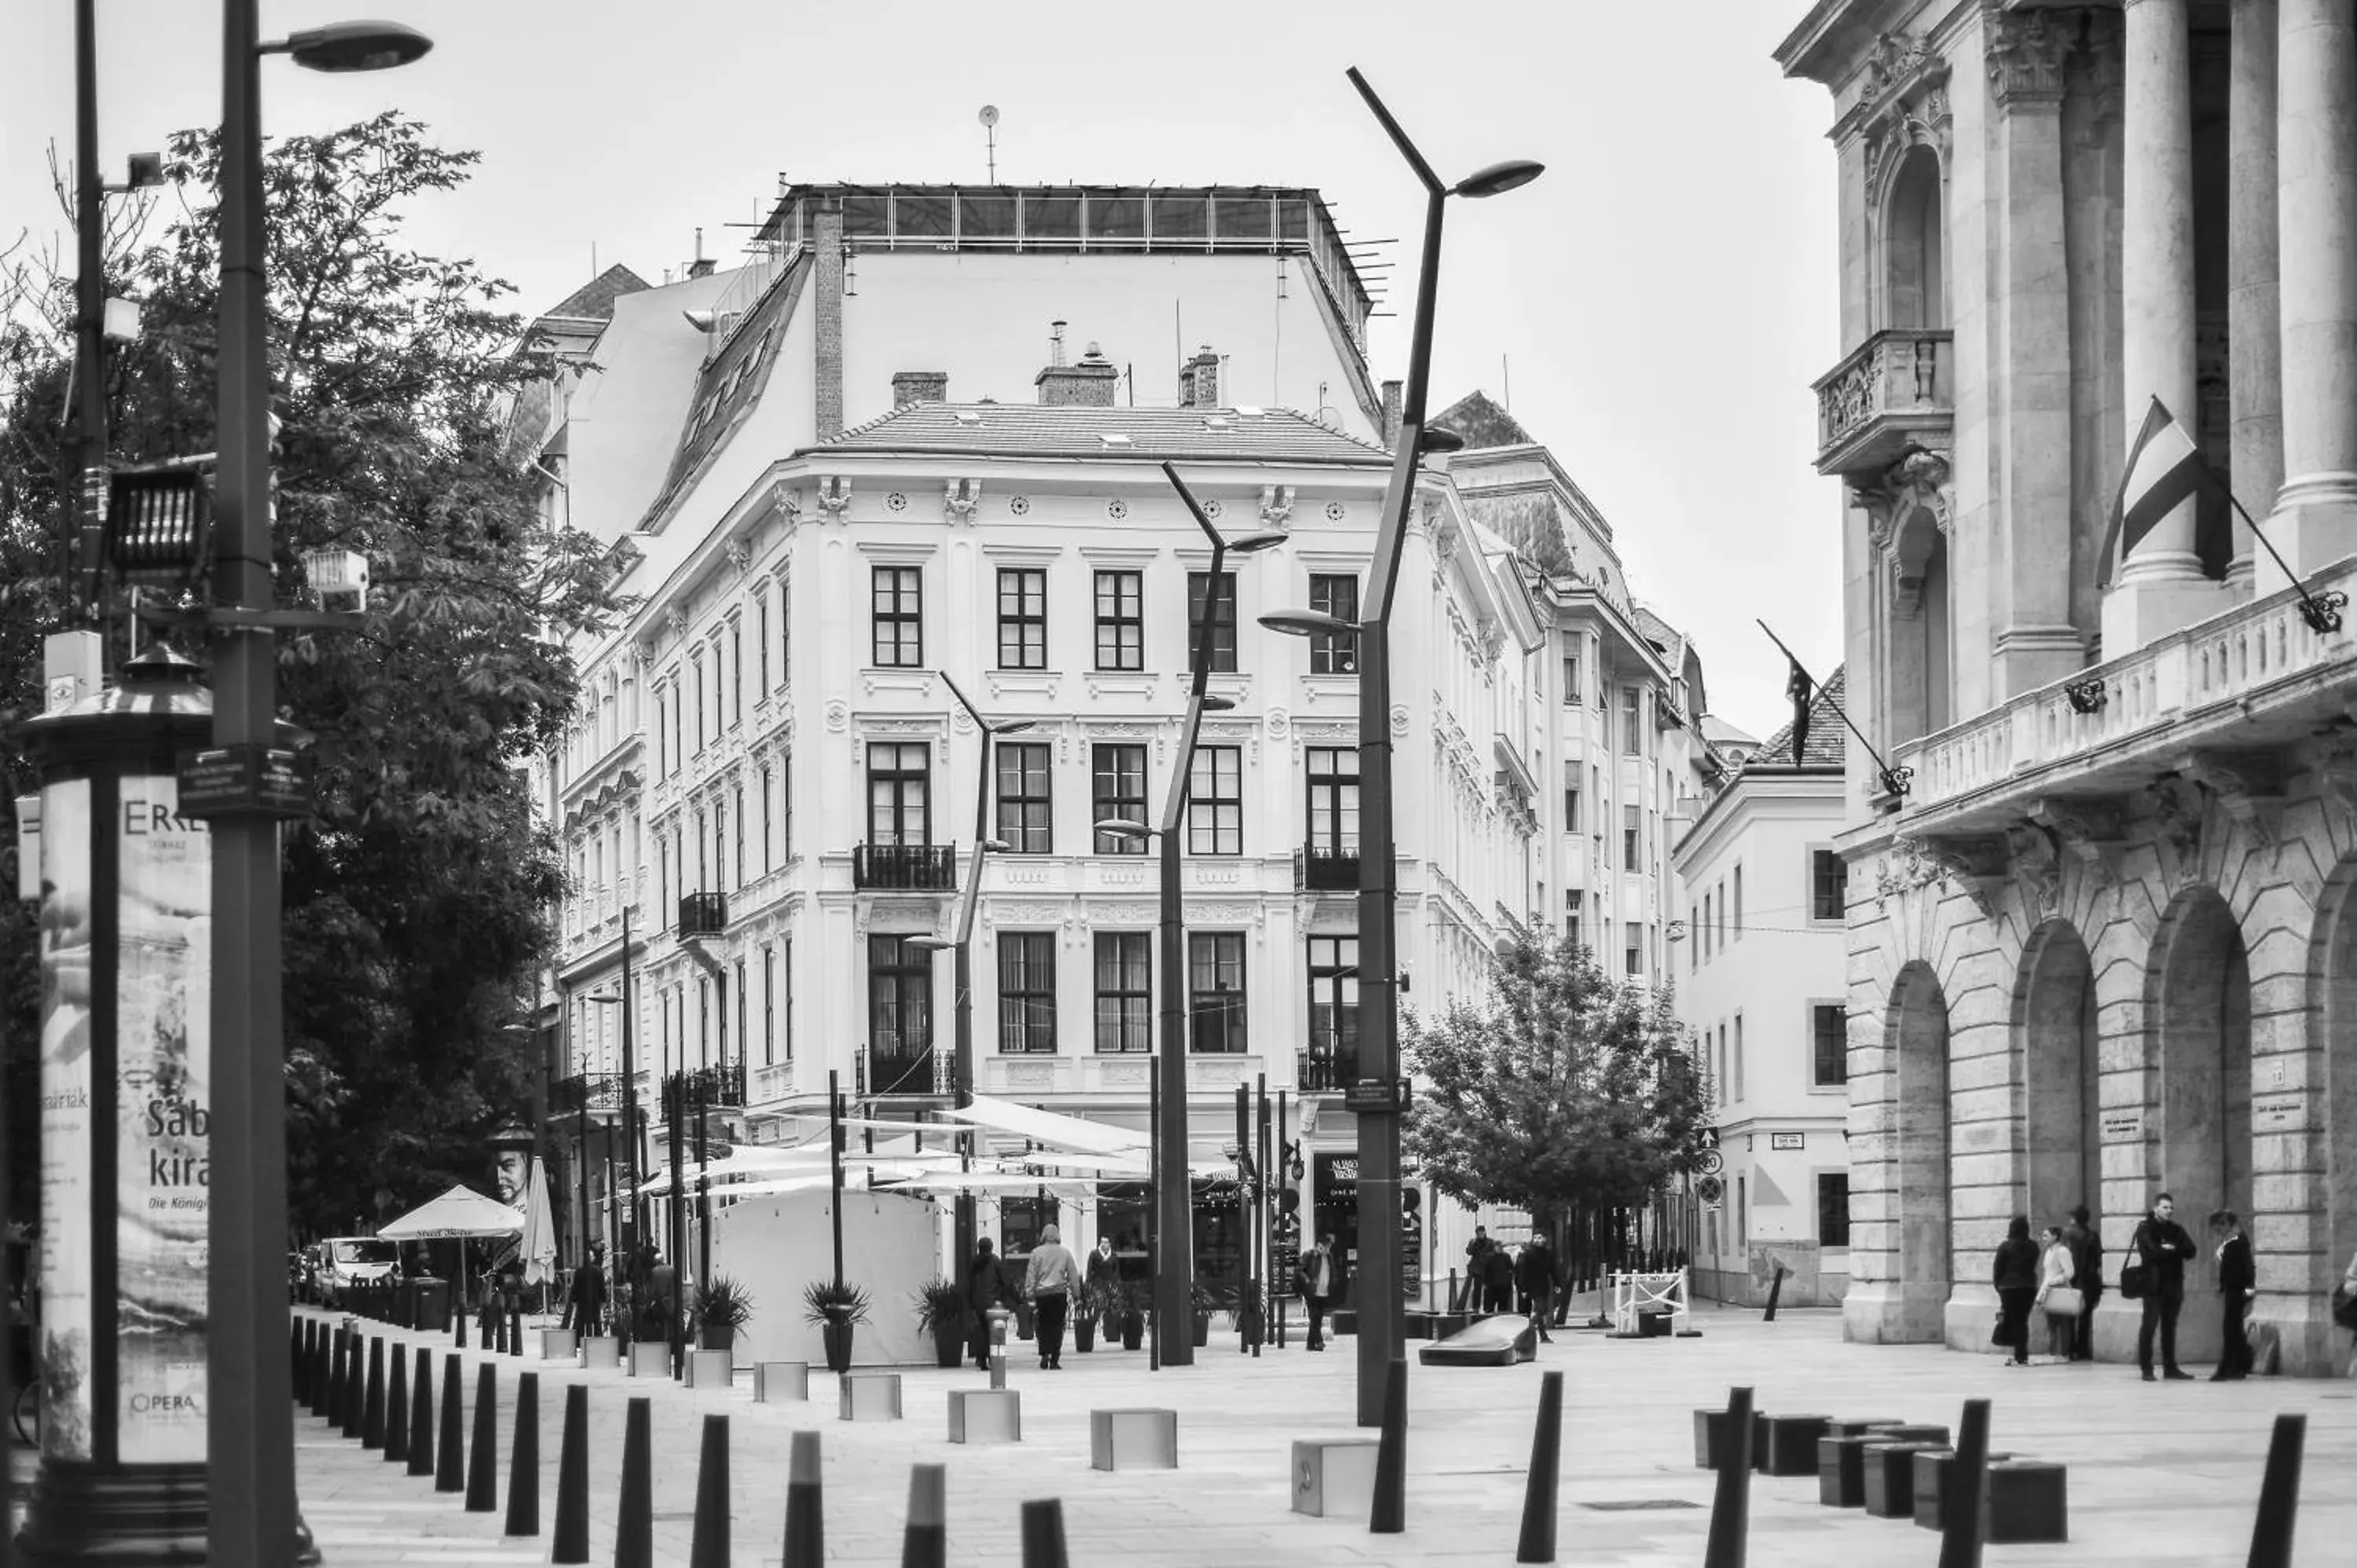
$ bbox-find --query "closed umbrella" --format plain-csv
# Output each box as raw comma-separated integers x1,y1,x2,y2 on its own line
520,1156,559,1287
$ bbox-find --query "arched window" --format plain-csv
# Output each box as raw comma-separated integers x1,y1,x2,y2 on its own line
1885,145,1945,330
1889,503,1952,743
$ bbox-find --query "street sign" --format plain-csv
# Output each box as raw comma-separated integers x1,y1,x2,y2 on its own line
1696,1174,1724,1204
177,744,313,819
1695,1149,1724,1177
1697,1127,1720,1150
1340,1079,1412,1116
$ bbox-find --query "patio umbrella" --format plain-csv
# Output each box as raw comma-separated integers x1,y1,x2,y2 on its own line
519,1157,559,1286
378,1184,525,1240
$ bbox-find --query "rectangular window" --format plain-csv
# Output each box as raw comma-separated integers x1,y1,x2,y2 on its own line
871,565,923,667
1186,745,1243,855
761,764,773,873
1305,746,1358,854
1688,903,1698,973
1566,908,1582,954
1733,1012,1745,1102
694,808,709,890
658,836,670,925
782,939,794,1061
996,741,1053,853
1094,570,1143,671
1092,744,1148,854
763,944,776,1066
1093,932,1151,1053
692,653,707,753
1306,936,1358,1088
1624,922,1642,977
1186,570,1237,672
776,590,790,689
1818,1173,1852,1249
867,936,934,1090
781,752,794,859
1187,932,1247,1054
867,742,931,846
669,677,683,775
1813,1003,1849,1087
1562,650,1582,705
997,567,1047,670
734,957,747,1064
1622,687,1641,757
757,594,770,695
1811,849,1848,921
731,786,744,888
654,688,669,778
1563,785,1579,833
997,932,1058,1053
1732,864,1743,940
1622,805,1640,871
730,621,743,727
1307,573,1359,674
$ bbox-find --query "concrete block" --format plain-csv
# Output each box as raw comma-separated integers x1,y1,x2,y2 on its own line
948,1387,1021,1445
686,1349,732,1389
628,1343,671,1379
1988,1460,2069,1544
539,1328,579,1361
580,1336,620,1371
1911,1448,2014,1532
839,1372,902,1422
1091,1408,1178,1471
1692,1408,1756,1471
1290,1438,1380,1518
1819,1434,1889,1507
753,1361,808,1403
1761,1414,1831,1476
1824,1419,1904,1438
1862,1442,1941,1519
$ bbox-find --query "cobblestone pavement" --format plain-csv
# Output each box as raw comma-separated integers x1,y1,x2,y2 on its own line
13,1299,2357,1564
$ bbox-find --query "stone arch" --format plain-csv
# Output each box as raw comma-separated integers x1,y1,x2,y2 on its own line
1884,143,1947,330
1888,500,1952,742
2016,919,2100,1232
1886,959,1954,1340
2306,852,2357,1369
2140,884,2253,1365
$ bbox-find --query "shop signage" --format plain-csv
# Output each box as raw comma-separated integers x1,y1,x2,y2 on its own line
1340,1079,1412,1116
1770,1132,1805,1151
2099,1108,2146,1142
176,743,312,819
2254,1093,2305,1131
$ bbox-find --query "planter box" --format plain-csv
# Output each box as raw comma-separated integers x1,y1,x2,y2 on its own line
1760,1414,1831,1476
1289,1438,1379,1518
753,1361,808,1403
839,1372,902,1423
686,1349,733,1388
1912,1449,2015,1532
947,1388,1021,1445
1817,1435,1886,1508
539,1328,579,1361
629,1343,672,1379
580,1336,620,1371
1986,1460,2069,1544
1091,1408,1178,1471
1863,1442,1941,1519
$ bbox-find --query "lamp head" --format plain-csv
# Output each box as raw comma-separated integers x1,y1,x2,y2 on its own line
904,936,956,953
1453,159,1545,199
989,719,1039,736
1220,530,1288,555
1417,425,1467,456
1259,608,1354,639
1094,818,1153,841
281,20,434,72
1199,694,1238,713
978,837,1014,853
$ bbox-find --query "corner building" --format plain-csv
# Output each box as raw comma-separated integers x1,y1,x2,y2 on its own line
1780,1,2357,1372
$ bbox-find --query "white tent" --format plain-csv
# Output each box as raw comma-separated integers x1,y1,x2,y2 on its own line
378,1184,524,1240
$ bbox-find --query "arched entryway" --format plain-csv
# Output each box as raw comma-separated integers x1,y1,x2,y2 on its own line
1888,961,1953,1341
2146,888,2253,1366
2018,920,2100,1231
2311,855,2357,1373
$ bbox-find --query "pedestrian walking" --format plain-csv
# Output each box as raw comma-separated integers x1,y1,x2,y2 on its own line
1516,1233,1556,1343
966,1237,1011,1372
1298,1234,1339,1350
1023,1225,1081,1371
2064,1204,2103,1361
1992,1216,2040,1367
2335,1248,2357,1377
568,1242,608,1337
2128,1191,2198,1381
1481,1239,1516,1313
2035,1224,2077,1361
2209,1210,2254,1381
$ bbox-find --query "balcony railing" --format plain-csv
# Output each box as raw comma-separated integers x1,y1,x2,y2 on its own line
854,841,959,891
1813,328,1953,478
867,1046,948,1097
660,1062,746,1121
1892,557,2357,819
1296,1047,1359,1092
550,1073,633,1117
678,892,728,936
1294,845,1361,892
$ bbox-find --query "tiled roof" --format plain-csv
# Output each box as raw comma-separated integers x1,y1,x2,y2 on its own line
1431,389,1535,449
542,263,651,324
1633,605,1684,661
1749,665,1847,768
817,404,1392,465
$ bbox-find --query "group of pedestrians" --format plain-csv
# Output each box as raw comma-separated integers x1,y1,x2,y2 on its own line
1464,1225,1558,1343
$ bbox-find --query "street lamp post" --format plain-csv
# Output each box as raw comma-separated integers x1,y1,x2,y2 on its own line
1098,464,1285,1367
210,9,431,1563
1259,67,1539,1426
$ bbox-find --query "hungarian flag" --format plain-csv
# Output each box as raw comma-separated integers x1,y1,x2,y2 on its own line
1786,658,1813,763
2099,397,2210,588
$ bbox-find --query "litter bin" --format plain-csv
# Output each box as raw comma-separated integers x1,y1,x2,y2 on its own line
410,1277,450,1332
1637,1307,1673,1338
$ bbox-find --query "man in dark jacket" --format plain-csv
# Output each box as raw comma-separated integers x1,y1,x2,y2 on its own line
1481,1240,1516,1313
568,1242,609,1336
966,1237,1014,1372
2209,1209,2255,1380
2063,1205,2102,1361
1515,1234,1556,1343
2131,1192,2198,1381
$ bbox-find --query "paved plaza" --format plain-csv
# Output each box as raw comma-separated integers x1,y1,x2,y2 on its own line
170,1300,2357,1566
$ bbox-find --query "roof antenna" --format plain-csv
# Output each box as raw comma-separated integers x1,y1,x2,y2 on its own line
979,105,1000,184
1502,354,1512,411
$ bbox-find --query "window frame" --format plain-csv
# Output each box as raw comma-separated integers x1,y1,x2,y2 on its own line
1817,1172,1852,1249
1186,932,1248,1055
866,741,933,846
1307,573,1359,674
1092,931,1152,1053
866,934,935,1083
995,740,1054,854
871,564,924,668
997,932,1058,1054
1306,936,1358,1082
1092,743,1149,855
1093,570,1144,672
1186,569,1238,673
1811,1001,1849,1088
1305,746,1359,855
1810,847,1849,923
996,566,1048,671
1186,744,1244,855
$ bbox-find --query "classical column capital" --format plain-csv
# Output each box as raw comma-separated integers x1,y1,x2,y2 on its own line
1986,7,2076,109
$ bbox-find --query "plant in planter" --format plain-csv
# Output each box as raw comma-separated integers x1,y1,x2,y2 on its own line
801,1279,872,1373
693,1275,756,1353
1189,1282,1221,1348
912,1277,969,1368
1071,1282,1102,1354
1115,1280,1149,1350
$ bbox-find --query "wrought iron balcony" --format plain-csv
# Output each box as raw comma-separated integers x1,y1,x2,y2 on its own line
678,891,728,936
853,841,959,891
549,1074,632,1117
660,1062,746,1120
866,1046,948,1098
1813,328,1953,479
1296,1046,1359,1092
1294,844,1361,892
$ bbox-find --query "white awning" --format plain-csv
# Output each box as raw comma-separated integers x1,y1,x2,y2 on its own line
936,1094,1147,1156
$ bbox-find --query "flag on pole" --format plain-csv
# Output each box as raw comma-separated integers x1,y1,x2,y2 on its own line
1785,658,1814,764
2099,397,2210,588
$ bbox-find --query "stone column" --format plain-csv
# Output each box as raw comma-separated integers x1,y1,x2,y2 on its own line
1988,9,2083,694
2105,0,2227,649
2227,0,2283,595
2267,0,2357,585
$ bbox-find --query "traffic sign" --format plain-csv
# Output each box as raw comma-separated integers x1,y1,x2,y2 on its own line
1696,1174,1724,1204
1695,1149,1724,1177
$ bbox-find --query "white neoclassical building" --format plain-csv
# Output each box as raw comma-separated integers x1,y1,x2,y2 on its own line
1780,1,2357,1372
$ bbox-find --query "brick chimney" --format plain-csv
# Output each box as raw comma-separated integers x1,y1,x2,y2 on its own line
813,206,845,441
1380,379,1403,449
1036,342,1120,407
1178,344,1221,408
892,371,949,408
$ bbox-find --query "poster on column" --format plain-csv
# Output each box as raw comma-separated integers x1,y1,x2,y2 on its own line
36,777,94,1461
115,774,211,1464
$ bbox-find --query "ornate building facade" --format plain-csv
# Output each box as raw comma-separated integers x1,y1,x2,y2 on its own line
1780,0,2357,1372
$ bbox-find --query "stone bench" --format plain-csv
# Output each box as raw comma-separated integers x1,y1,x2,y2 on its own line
948,1388,1021,1445
1818,1432,1901,1508
753,1361,809,1402
1863,1442,1944,1519
1692,1408,1762,1471
1911,1449,2016,1531
1758,1413,1831,1476
1091,1408,1178,1471
839,1372,902,1422
628,1343,671,1379
685,1349,733,1389
1986,1460,2069,1544
1290,1438,1380,1519
580,1336,621,1371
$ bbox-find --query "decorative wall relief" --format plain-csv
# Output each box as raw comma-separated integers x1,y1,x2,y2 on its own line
2143,775,2207,887
2003,822,2063,918
2026,798,2124,888
2180,749,2286,852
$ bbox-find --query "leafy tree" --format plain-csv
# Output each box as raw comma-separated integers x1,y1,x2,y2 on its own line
0,113,616,1235
1403,936,1710,1236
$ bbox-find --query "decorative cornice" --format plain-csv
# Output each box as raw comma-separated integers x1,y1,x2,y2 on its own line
2026,797,2124,888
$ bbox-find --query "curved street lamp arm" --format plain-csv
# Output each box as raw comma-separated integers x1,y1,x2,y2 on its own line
1347,67,1447,196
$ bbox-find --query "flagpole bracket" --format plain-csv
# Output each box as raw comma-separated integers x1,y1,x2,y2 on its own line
1878,766,1914,798
2297,591,2348,636
2064,677,2109,715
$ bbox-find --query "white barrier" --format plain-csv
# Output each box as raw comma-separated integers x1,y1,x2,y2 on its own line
1609,1268,1692,1335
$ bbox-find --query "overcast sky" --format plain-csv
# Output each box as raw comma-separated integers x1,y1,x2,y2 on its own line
3,0,1840,738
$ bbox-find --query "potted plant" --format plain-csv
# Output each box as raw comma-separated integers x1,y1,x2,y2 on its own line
1189,1282,1219,1349
1116,1280,1149,1351
693,1275,755,1353
1071,1282,1100,1354
912,1277,968,1369
801,1279,871,1373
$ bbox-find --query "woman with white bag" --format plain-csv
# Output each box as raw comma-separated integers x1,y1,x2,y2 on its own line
2036,1223,2081,1362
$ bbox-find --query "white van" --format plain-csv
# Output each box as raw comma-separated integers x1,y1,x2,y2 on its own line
316,1236,398,1306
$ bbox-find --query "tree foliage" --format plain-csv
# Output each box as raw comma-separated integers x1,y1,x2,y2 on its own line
1402,936,1710,1226
0,113,616,1234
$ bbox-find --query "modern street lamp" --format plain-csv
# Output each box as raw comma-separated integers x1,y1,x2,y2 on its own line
1259,66,1541,1426
210,9,431,1565
582,991,627,1270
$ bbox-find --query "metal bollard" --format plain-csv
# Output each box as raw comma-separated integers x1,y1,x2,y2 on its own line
688,1413,729,1568
504,1372,539,1537
990,1310,1011,1392
1937,1398,1992,1568
901,1463,947,1568
2248,1412,2307,1568
1703,1386,1754,1568
383,1344,409,1465
782,1429,824,1568
1516,1369,1564,1563
1370,1355,1407,1534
